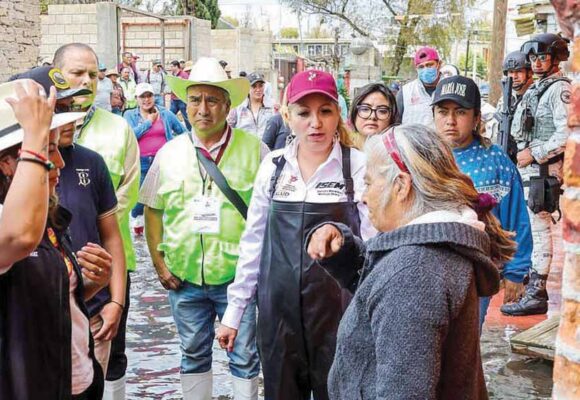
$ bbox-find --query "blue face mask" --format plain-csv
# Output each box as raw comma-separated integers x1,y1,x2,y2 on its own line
418,67,439,84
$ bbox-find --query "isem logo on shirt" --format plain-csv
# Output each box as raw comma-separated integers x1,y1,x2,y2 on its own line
76,169,91,187
315,181,345,197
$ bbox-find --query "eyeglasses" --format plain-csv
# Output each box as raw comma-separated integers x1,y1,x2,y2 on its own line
382,127,409,173
356,105,392,120
529,53,550,63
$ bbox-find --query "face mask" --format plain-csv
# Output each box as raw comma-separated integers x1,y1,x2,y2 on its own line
418,67,439,84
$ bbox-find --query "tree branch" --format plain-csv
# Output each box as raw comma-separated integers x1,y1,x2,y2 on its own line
380,0,398,18
298,2,370,36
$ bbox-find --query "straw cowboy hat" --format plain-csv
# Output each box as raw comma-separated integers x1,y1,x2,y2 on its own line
167,57,250,107
0,81,86,152
183,60,194,72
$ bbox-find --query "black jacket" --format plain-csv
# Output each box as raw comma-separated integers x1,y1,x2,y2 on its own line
0,207,103,400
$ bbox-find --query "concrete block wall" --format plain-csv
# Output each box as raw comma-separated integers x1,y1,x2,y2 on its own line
122,16,211,71
191,17,211,62
211,29,239,74
211,28,272,80
0,0,41,82
40,4,98,63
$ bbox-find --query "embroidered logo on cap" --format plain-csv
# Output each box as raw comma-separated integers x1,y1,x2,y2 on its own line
48,68,70,90
441,82,467,97
308,72,317,81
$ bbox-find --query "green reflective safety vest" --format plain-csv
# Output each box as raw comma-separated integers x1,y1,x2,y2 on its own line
156,129,261,285
76,108,140,271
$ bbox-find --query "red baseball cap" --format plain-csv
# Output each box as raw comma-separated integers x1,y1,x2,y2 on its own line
414,46,440,66
286,70,338,104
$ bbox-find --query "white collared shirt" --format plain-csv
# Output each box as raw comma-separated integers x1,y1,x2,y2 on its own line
222,139,376,329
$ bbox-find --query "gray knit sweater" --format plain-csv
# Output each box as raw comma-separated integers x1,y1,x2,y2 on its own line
319,222,500,400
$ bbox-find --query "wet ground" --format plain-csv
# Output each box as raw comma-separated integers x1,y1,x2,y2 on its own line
125,225,562,399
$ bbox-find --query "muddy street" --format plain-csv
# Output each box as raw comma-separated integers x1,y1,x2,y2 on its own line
125,231,558,400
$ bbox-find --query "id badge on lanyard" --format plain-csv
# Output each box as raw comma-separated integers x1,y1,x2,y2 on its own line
192,196,221,234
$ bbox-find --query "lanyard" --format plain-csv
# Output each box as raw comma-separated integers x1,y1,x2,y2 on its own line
47,227,73,276
189,127,232,191
77,105,97,139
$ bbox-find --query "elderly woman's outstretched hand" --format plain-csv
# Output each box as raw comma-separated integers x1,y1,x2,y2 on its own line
307,224,344,261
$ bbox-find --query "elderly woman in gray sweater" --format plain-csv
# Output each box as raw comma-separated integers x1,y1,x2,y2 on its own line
307,124,516,400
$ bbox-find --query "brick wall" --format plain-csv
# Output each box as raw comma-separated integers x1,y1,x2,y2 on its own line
0,0,41,82
40,4,98,63
122,16,211,71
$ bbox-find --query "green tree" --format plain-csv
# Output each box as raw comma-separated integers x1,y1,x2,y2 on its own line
280,27,299,38
283,0,473,77
190,0,222,28
457,53,488,80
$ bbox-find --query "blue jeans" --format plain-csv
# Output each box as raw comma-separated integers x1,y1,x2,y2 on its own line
154,94,164,108
170,99,191,131
479,296,491,334
131,156,155,218
168,282,260,378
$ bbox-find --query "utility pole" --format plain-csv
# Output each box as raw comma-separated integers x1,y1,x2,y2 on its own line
464,31,471,76
489,0,508,105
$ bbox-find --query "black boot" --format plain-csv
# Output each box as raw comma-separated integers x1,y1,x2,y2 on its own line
500,272,549,316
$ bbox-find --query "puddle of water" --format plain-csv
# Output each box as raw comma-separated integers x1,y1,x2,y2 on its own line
126,235,553,399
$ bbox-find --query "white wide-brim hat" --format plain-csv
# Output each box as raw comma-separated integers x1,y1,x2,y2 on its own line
0,81,86,152
167,57,250,107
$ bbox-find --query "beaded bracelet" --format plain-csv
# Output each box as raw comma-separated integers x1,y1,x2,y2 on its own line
17,157,54,171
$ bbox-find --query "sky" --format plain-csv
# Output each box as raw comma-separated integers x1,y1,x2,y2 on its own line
217,0,497,34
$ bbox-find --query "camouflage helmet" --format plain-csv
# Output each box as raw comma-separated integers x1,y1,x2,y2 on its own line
502,51,531,75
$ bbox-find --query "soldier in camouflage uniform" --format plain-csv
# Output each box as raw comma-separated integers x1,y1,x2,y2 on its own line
502,33,571,316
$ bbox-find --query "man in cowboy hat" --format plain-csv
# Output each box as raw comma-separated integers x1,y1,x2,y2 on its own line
140,57,268,400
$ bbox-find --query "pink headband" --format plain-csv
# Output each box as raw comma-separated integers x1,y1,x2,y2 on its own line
383,127,409,174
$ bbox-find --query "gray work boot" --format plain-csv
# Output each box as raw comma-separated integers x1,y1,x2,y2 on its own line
500,272,549,316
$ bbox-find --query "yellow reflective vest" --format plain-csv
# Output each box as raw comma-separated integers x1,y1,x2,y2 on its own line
76,107,140,271
155,129,261,285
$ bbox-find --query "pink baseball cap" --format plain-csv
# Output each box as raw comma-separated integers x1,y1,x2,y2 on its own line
414,47,440,66
286,70,339,104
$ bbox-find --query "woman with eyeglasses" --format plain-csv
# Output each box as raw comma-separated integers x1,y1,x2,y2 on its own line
216,70,375,399
124,82,186,234
349,83,398,148
307,124,515,399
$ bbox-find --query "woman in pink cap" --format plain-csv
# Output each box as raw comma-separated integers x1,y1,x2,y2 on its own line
217,70,375,399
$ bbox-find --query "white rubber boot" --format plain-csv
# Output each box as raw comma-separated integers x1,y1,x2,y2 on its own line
102,376,126,400
232,376,258,400
181,370,213,400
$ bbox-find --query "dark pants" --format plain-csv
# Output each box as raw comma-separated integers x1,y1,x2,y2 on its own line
106,274,131,381
131,156,155,218
170,99,191,131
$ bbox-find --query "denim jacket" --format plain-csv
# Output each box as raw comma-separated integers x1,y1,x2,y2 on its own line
124,106,187,143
